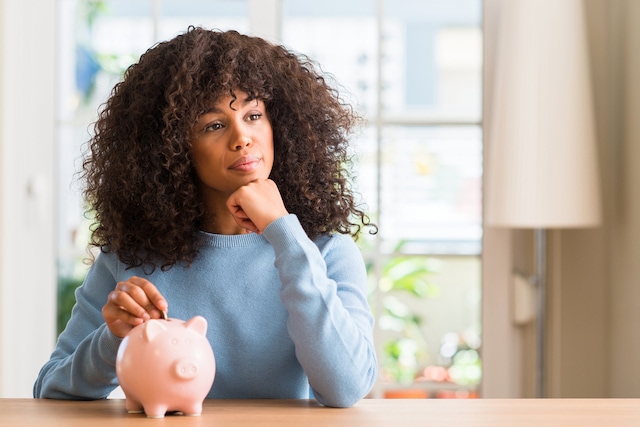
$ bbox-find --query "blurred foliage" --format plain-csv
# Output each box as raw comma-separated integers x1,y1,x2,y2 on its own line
365,240,442,384
57,275,84,336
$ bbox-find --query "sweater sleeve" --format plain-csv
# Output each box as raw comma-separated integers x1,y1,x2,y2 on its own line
33,253,123,399
262,214,378,408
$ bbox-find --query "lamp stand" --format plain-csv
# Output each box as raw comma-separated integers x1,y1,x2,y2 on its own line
534,228,547,398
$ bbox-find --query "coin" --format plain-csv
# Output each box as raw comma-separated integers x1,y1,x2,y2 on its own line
160,310,168,320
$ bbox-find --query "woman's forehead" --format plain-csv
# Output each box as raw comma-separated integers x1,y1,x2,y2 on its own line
194,90,264,118
207,88,261,106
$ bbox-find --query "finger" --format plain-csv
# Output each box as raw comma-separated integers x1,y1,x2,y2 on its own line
107,287,151,322
226,179,288,232
234,215,260,233
111,280,161,321
127,276,169,318
237,217,260,233
102,302,144,338
227,201,260,233
102,296,147,326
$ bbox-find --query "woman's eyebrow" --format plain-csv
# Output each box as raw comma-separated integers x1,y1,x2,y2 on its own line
238,96,260,108
202,95,259,116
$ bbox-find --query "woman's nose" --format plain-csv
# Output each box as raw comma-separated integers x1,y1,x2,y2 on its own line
229,124,251,150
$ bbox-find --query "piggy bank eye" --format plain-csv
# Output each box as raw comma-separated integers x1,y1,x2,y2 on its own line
171,338,179,345
184,338,191,344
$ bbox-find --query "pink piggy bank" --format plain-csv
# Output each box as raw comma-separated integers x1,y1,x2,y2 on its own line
115,316,215,418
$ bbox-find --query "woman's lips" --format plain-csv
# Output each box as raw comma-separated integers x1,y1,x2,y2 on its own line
229,155,260,172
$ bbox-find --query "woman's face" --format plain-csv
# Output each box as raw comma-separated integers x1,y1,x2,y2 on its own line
190,90,274,202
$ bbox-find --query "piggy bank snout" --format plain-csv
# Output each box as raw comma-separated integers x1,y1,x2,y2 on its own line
173,359,199,380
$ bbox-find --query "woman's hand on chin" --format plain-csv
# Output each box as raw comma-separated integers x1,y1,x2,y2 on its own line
226,178,289,234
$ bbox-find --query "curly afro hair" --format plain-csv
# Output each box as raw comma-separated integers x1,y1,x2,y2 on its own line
81,27,375,271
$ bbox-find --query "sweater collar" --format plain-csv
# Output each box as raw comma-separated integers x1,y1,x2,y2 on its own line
198,230,267,248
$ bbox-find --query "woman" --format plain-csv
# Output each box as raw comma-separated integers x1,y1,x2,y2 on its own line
34,27,377,408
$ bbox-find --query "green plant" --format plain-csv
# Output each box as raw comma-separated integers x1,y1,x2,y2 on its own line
364,240,442,384
57,275,84,336
56,216,93,336
439,331,482,386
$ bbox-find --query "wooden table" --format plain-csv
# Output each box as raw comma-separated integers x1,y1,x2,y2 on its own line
3,398,640,426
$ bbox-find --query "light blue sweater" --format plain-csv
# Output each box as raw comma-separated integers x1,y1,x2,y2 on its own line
33,215,377,407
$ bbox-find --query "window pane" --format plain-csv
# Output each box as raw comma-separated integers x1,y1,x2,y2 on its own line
158,0,249,39
56,0,484,397
357,126,482,254
381,0,482,122
377,255,481,392
56,0,158,271
283,0,483,397
282,0,377,114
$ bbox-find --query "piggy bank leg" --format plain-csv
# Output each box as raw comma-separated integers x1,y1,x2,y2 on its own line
181,401,204,417
124,396,144,414
142,403,169,419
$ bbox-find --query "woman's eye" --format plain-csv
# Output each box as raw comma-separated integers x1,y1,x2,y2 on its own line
248,113,262,121
204,122,223,132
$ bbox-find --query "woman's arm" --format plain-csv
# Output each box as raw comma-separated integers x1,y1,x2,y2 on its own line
33,253,122,399
262,214,378,408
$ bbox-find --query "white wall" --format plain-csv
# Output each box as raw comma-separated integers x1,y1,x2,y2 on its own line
484,0,640,398
0,0,57,397
248,0,281,43
609,0,640,397
546,0,640,398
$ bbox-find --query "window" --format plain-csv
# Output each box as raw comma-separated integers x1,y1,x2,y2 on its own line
56,0,483,398
281,0,483,398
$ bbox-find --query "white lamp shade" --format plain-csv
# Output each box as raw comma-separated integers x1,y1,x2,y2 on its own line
486,0,602,228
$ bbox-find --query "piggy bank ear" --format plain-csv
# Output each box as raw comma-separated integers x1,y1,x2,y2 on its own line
185,316,208,336
143,319,167,342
